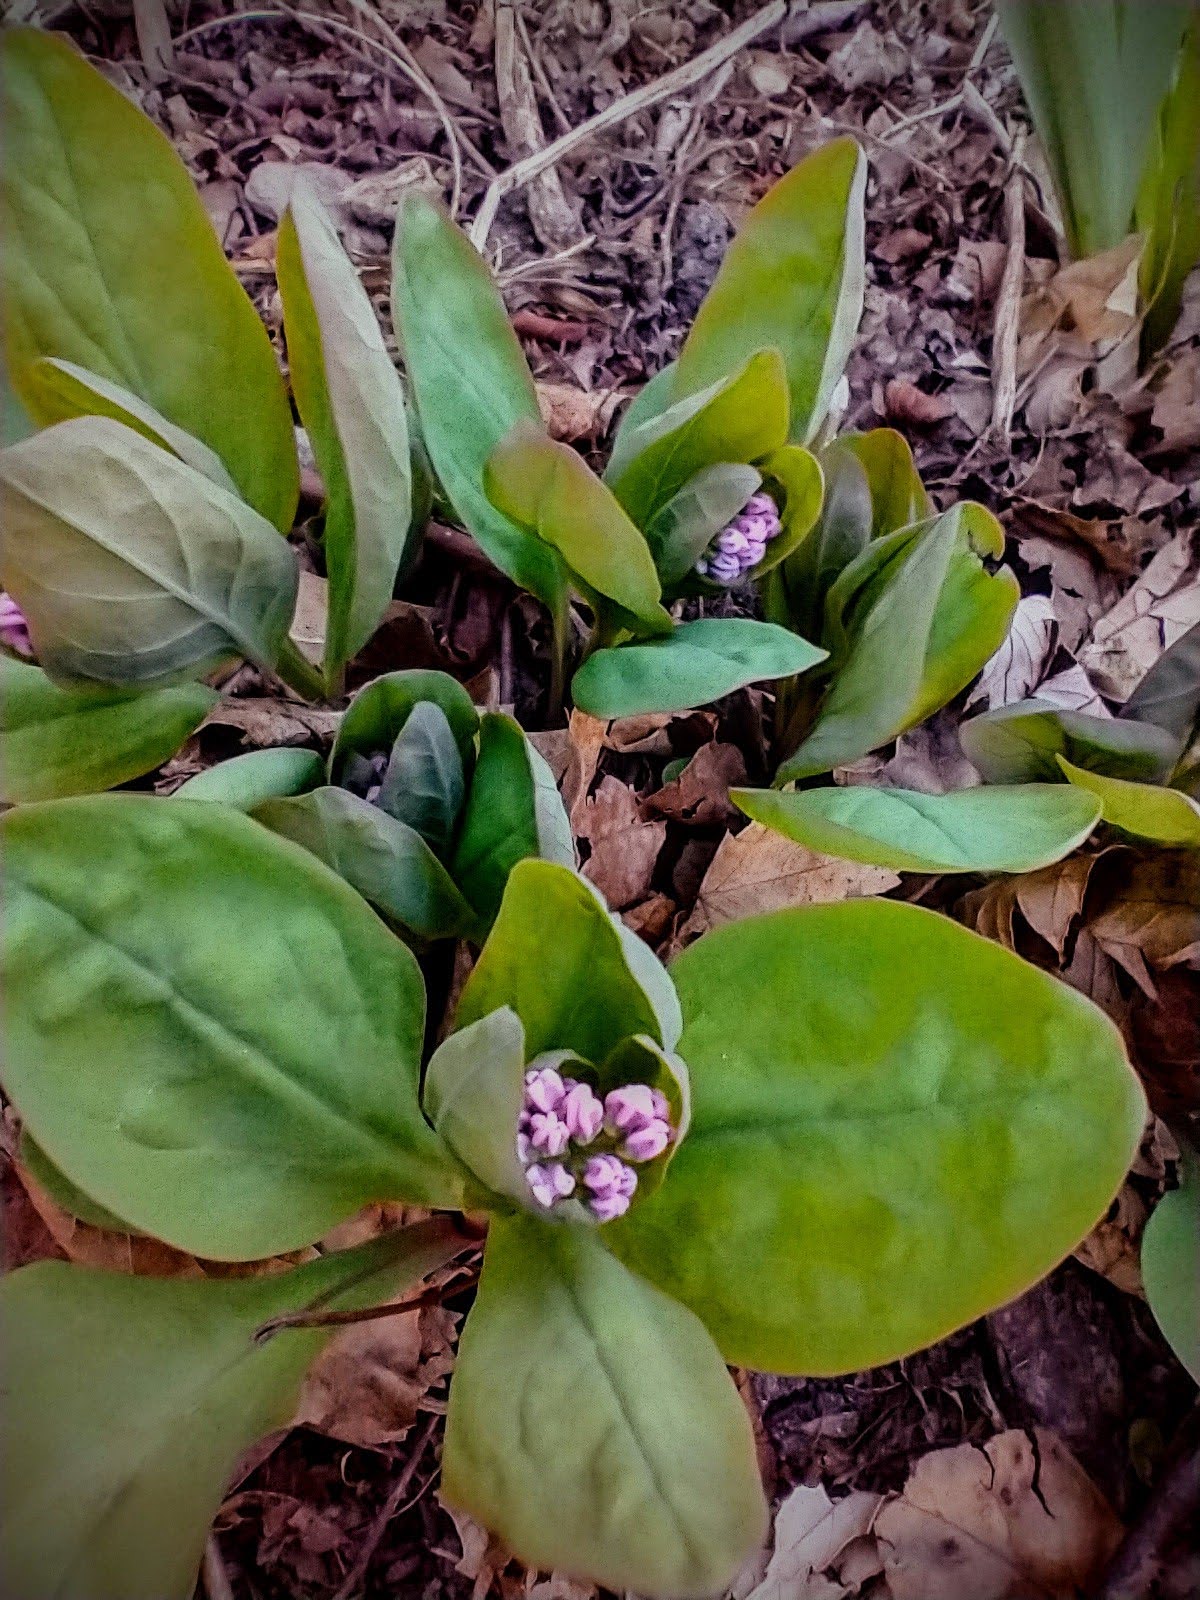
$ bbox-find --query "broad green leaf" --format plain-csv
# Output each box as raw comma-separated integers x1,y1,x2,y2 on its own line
608,348,790,526
1,27,298,529
377,701,466,852
278,189,413,681
329,668,479,783
423,1007,530,1209
1058,758,1200,847
0,1222,464,1600
961,700,1180,784
1137,21,1200,354
780,505,1024,780
645,462,761,589
608,898,1145,1374
443,1213,766,1600
254,786,481,941
485,423,672,637
22,358,240,494
736,781,1101,874
838,427,931,535
2,795,462,1258
175,746,324,807
0,655,215,802
19,1133,135,1233
675,138,867,443
392,193,567,617
1141,1151,1200,1383
456,859,678,1058
768,441,874,642
1121,619,1200,746
0,418,299,688
605,361,679,482
451,712,574,926
753,445,825,578
573,618,827,720
995,1,1191,257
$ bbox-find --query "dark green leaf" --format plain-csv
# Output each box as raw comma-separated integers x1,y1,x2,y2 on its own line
443,1213,766,1599
961,699,1180,784
1,27,298,528
1136,20,1200,354
175,747,324,807
2,795,463,1259
0,418,299,688
769,441,874,641
329,669,479,784
1141,1150,1200,1382
0,656,215,802
609,898,1145,1374
377,701,466,852
573,618,827,719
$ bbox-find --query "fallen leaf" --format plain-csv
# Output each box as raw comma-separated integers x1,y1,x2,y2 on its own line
526,727,572,784
745,1484,882,1600
289,570,327,666
621,893,675,943
967,594,1058,710
875,1428,1122,1600
1087,852,1200,982
643,742,747,826
535,382,624,444
1078,530,1200,700
577,776,666,910
1073,1183,1148,1296
561,710,606,830
883,378,953,429
202,698,340,748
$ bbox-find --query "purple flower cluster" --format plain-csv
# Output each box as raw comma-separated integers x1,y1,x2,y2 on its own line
518,1067,675,1222
0,593,33,657
696,491,782,584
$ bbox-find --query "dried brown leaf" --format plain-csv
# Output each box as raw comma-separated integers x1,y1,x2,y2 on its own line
643,742,747,826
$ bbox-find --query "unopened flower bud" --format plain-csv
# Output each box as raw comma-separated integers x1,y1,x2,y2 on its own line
526,1162,575,1208
529,1110,570,1157
524,1067,566,1114
604,1084,657,1134
583,1152,638,1200
561,1081,604,1144
696,491,782,584
623,1119,672,1163
0,593,33,657
590,1192,632,1223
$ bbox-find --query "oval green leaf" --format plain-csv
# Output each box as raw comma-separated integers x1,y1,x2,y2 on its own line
423,1007,530,1210
329,668,479,784
838,427,931,535
0,656,216,802
735,781,1102,874
608,898,1146,1374
1141,1153,1200,1383
645,462,762,590
1,27,298,528
0,417,299,688
573,617,827,719
675,138,867,443
376,700,466,852
2,795,463,1259
278,189,413,682
175,746,324,808
1058,757,1200,847
443,1213,767,1599
961,700,1181,785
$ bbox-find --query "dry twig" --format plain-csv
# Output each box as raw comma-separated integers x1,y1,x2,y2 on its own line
330,1414,441,1600
991,132,1028,444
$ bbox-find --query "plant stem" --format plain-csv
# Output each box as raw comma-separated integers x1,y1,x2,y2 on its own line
273,637,327,702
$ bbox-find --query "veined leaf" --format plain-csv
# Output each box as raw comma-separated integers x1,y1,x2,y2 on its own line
961,700,1180,785
329,668,479,783
605,362,679,482
0,656,215,802
451,712,575,927
1058,758,1200,847
176,747,324,808
1,27,297,528
443,1213,766,1600
253,786,482,941
0,1223,465,1600
0,417,299,688
675,138,867,443
2,795,463,1259
573,618,826,720
22,358,240,494
278,188,413,682
392,193,567,618
485,423,672,637
456,858,680,1058
608,899,1145,1374
735,781,1102,874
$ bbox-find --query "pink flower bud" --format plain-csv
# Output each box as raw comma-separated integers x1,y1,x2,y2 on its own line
529,1110,570,1157
526,1162,575,1208
561,1081,604,1144
650,1089,670,1121
623,1119,672,1162
0,593,33,657
524,1067,566,1114
590,1192,632,1223
583,1153,638,1201
604,1084,657,1134
516,1132,531,1163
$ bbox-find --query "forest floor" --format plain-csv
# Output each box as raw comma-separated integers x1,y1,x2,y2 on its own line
4,2,1199,1597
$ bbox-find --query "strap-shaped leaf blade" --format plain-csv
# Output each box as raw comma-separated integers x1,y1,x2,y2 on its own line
961,699,1181,785
0,417,299,688
675,138,867,444
1,27,298,529
2,795,463,1259
442,1213,766,1600
0,1222,465,1600
608,900,1144,1375
573,618,827,720
456,858,680,1058
1058,757,1200,846
735,781,1102,874
278,189,413,682
838,427,931,535
451,711,575,926
392,193,568,617
0,656,216,802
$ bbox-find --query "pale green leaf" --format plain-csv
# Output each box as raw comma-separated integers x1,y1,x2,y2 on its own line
1141,1151,1200,1383
961,700,1180,784
645,462,761,589
1058,757,1200,846
423,1007,530,1209
175,747,324,808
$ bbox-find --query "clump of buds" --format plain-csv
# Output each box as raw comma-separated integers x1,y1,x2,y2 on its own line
518,1066,676,1222
696,491,782,584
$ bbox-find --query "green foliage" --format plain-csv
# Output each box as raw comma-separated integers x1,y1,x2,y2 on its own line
329,667,479,782
609,899,1145,1374
278,188,414,687
735,782,1103,874
1137,19,1200,354
961,700,1180,785
1122,619,1200,745
0,656,215,802
1058,758,1200,847
0,27,297,528
1141,1149,1200,1383
0,418,299,688
176,746,324,807
0,1223,466,1600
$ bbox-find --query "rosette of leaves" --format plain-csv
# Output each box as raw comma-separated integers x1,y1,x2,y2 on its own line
176,668,573,940
0,28,424,794
392,141,877,717
737,620,1200,875
1,795,1147,1598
